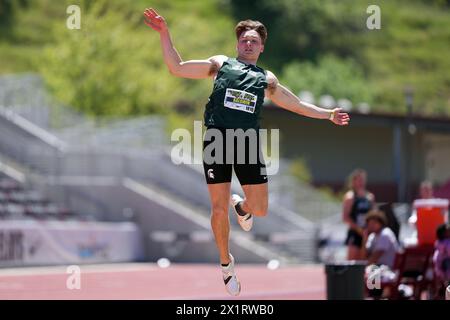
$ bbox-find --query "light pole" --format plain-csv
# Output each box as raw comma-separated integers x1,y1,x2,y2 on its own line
404,86,414,202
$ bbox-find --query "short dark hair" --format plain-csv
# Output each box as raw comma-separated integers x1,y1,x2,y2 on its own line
235,20,267,44
365,209,387,226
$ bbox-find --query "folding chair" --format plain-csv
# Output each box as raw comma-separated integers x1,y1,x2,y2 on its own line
381,244,435,299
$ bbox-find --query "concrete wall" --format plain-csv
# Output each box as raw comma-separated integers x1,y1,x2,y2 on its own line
424,133,450,184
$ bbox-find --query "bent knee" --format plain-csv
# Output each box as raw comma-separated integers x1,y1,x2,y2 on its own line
247,201,268,217
253,208,268,217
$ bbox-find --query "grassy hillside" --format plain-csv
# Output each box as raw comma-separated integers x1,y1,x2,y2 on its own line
1,0,449,117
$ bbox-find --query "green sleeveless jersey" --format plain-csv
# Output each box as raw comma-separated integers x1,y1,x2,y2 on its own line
204,57,268,129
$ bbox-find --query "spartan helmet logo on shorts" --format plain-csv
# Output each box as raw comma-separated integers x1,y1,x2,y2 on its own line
207,169,215,179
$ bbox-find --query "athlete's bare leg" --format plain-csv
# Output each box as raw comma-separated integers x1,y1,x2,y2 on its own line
207,182,232,265
240,183,268,217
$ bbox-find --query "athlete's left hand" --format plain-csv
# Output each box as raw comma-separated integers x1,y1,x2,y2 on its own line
331,108,350,126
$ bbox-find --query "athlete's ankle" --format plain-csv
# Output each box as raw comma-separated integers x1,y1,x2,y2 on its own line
220,256,231,266
235,202,249,216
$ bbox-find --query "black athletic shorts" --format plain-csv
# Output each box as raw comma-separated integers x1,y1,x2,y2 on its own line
202,126,267,185
345,229,363,248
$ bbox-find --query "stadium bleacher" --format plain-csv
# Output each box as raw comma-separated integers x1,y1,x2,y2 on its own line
0,172,73,220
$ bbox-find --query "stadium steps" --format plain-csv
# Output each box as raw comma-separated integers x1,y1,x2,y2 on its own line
130,177,304,264
0,76,328,263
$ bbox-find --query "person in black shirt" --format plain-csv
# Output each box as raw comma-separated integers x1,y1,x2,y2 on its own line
342,169,375,260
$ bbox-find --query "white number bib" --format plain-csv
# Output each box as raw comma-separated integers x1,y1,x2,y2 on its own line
224,88,257,114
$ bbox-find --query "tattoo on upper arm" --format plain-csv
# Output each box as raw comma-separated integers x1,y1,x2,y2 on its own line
268,81,277,95
281,86,291,97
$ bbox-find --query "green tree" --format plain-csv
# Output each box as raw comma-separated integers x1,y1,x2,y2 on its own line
0,0,28,39
280,55,373,106
229,0,368,70
1,0,449,117
37,0,235,118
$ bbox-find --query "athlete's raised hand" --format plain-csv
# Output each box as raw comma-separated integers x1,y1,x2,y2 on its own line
143,8,167,33
330,108,350,126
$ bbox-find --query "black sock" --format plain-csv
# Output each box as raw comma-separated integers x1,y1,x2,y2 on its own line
235,202,249,216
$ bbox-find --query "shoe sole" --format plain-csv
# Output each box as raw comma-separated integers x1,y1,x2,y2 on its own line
224,254,241,296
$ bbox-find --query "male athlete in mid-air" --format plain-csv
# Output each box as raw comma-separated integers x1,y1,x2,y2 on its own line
144,8,350,296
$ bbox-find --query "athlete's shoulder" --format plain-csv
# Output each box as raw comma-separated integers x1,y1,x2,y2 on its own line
207,55,228,76
266,70,278,82
344,190,355,201
208,55,229,66
265,70,278,92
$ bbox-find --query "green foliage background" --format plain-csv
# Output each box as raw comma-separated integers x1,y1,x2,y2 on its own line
0,0,449,118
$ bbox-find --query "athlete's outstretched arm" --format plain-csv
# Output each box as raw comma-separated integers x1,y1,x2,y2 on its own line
143,8,223,79
265,71,350,125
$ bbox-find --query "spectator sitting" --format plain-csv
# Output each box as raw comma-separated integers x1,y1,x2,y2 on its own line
363,210,400,299
362,209,400,269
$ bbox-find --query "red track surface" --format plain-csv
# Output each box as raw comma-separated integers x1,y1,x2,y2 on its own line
0,263,325,300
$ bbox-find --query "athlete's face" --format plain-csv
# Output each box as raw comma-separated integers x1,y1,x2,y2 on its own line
236,30,264,61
